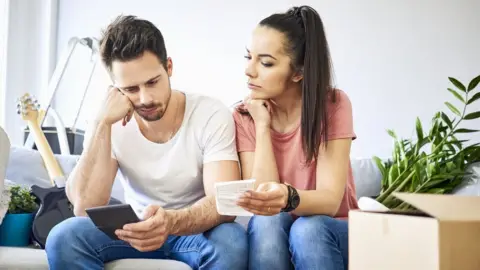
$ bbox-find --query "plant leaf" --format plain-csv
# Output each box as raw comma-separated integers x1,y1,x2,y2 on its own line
373,156,387,178
454,128,479,134
444,102,461,117
449,77,466,92
428,188,446,194
415,117,423,142
467,92,480,105
387,129,397,139
464,111,480,120
440,112,453,129
467,75,480,92
447,88,466,103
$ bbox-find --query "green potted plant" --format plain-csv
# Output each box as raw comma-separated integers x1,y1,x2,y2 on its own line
373,74,480,210
0,185,38,246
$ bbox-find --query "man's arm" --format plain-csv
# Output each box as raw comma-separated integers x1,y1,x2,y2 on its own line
166,160,239,235
66,120,118,216
166,104,240,235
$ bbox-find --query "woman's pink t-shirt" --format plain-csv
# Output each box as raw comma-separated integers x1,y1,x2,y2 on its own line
233,89,359,218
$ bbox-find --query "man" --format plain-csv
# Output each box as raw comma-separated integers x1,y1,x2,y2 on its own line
45,15,248,270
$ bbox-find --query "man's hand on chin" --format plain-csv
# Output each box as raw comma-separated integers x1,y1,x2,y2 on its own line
115,205,170,252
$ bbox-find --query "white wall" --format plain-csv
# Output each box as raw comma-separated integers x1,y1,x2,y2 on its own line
21,0,480,158
0,0,8,128
3,0,58,145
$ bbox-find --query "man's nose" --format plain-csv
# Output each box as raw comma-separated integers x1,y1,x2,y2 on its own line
139,88,154,104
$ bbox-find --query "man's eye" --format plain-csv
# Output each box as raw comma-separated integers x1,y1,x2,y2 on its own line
147,80,158,86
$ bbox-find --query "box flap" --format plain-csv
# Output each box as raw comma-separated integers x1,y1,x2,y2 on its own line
393,192,480,221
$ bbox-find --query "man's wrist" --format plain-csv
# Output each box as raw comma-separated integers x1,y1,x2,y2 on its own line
93,117,112,128
165,209,178,235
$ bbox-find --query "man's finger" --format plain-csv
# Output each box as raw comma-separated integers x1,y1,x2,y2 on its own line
122,235,165,251
142,205,159,220
116,229,143,240
123,218,155,232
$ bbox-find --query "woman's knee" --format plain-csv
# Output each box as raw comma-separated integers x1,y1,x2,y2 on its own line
290,215,347,244
248,213,293,235
290,215,342,240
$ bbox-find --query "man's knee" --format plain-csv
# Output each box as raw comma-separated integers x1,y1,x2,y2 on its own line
206,222,248,269
207,222,248,252
45,216,94,254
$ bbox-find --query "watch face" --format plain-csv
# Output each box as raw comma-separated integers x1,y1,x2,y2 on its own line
291,194,300,208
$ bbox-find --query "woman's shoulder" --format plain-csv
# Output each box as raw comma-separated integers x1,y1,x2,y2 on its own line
231,101,254,127
327,88,353,114
329,88,352,105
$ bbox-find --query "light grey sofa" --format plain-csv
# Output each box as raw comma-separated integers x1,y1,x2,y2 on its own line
0,127,192,270
1,125,480,269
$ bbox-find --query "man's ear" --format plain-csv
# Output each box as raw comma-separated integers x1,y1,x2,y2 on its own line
291,67,303,82
166,57,173,77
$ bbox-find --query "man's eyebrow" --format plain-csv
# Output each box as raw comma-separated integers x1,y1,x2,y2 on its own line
118,74,162,89
245,48,277,60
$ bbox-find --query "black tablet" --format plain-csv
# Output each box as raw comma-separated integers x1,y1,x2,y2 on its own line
85,204,140,240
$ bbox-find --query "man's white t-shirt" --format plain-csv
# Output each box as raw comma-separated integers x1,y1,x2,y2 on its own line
84,93,239,217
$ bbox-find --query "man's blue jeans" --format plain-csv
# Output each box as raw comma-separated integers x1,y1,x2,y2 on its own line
45,216,248,270
248,213,348,270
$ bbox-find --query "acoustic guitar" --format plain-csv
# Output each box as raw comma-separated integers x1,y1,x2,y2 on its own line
16,93,74,249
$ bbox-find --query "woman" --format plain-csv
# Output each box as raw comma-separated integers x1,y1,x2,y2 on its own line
233,5,358,270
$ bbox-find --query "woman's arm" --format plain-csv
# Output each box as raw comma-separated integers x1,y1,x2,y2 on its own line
292,138,352,216
239,125,279,185
237,138,352,217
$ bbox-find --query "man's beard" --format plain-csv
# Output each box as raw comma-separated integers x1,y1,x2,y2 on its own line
135,103,165,121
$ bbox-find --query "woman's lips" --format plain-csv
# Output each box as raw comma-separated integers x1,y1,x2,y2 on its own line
248,83,261,89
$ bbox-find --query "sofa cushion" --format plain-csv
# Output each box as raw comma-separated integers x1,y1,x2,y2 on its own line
5,146,126,202
350,157,383,198
0,247,192,269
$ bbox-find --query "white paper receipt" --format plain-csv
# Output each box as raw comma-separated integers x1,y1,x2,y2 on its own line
215,179,256,216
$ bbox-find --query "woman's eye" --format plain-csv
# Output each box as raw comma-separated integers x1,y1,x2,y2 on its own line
244,55,251,60
262,63,273,67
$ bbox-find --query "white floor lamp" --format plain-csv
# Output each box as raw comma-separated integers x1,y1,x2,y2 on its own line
23,36,99,156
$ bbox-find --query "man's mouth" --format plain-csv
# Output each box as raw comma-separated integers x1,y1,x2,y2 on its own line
139,107,157,114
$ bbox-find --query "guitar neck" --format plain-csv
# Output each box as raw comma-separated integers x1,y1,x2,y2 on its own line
27,121,64,185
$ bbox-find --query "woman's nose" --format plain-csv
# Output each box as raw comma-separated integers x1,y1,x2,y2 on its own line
245,63,257,78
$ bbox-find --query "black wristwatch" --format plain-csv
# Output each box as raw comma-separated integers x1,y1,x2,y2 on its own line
281,184,300,212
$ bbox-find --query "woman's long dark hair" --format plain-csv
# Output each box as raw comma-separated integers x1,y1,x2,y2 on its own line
257,5,336,164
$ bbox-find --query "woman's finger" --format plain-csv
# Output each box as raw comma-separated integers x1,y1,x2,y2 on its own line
237,197,285,209
245,189,283,201
240,206,281,216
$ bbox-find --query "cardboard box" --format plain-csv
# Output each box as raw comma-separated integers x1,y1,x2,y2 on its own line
349,192,480,270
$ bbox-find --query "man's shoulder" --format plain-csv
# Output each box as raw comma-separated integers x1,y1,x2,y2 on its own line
186,92,231,111
185,93,233,122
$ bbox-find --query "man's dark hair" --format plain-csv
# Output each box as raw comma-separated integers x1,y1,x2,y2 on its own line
99,15,168,71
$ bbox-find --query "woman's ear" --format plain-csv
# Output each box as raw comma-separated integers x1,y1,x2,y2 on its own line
291,67,303,82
